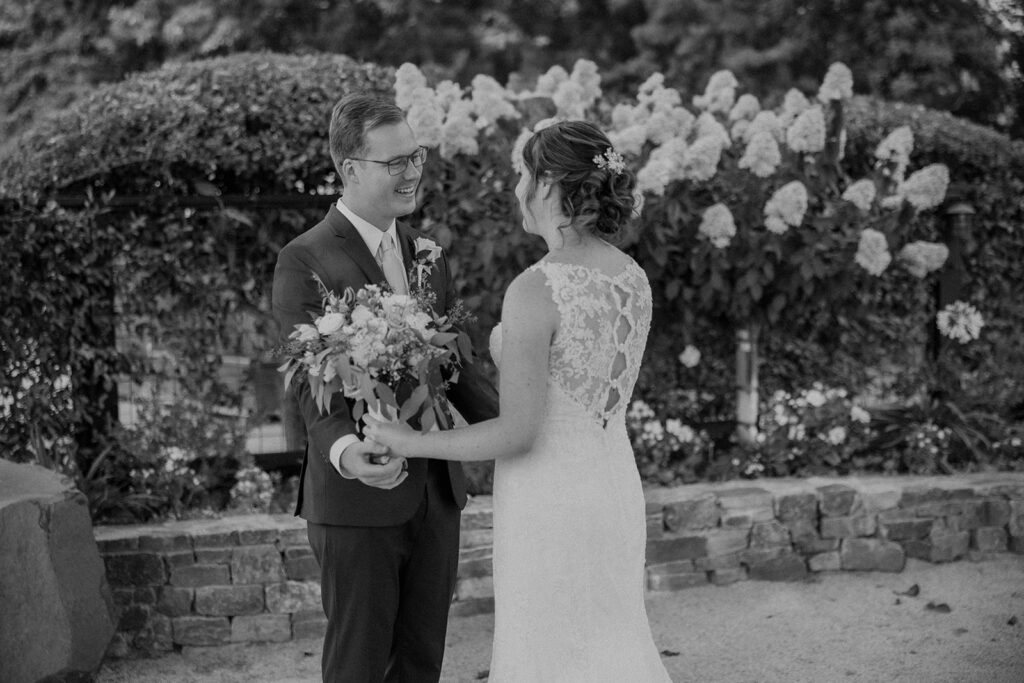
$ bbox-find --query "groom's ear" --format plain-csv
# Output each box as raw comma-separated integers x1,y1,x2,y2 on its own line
340,158,358,185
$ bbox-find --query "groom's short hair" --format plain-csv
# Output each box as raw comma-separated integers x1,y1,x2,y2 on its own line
329,94,406,184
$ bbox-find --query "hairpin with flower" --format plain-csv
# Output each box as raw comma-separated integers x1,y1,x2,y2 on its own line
594,147,626,175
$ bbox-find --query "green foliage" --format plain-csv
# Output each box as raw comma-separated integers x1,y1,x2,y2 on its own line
2,53,1023,518
0,52,394,199
628,0,1022,136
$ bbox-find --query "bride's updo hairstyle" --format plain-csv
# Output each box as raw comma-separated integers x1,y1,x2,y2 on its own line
521,120,637,243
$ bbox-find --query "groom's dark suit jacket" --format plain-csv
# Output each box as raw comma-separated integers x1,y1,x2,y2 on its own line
272,205,498,526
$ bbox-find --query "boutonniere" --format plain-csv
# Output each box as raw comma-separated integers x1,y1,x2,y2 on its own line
412,237,443,289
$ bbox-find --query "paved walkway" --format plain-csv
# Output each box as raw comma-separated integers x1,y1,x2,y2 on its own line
98,556,1024,682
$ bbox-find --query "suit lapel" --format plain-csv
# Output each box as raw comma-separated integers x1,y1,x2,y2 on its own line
325,205,389,287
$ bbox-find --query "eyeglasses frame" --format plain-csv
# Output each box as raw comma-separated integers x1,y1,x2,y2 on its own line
347,146,429,176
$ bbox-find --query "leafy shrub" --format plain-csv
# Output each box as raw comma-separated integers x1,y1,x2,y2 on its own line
2,53,1023,516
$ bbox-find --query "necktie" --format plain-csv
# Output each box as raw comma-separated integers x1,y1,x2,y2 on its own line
377,233,408,295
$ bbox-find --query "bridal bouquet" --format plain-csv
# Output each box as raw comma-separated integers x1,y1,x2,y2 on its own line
278,275,473,432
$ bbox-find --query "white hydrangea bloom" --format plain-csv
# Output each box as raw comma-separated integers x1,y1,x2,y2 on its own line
786,105,826,153
681,135,723,182
645,106,694,145
648,86,683,112
879,194,905,211
440,100,479,159
434,80,463,111
764,216,788,234
394,62,428,110
406,88,444,148
510,127,532,174
850,405,871,424
842,178,877,212
826,426,848,445
729,93,761,121
611,102,640,130
552,80,587,118
875,126,914,178
731,119,751,142
677,344,701,368
699,203,737,248
648,137,688,182
898,241,949,278
745,110,784,143
693,70,739,112
638,72,665,98
817,62,854,102
763,181,809,233
570,59,602,107
628,399,656,421
738,131,781,178
855,228,892,276
695,111,731,148
608,124,648,157
666,419,696,443
636,156,673,196
779,88,811,127
936,301,984,344
900,164,950,211
470,74,519,127
535,64,570,96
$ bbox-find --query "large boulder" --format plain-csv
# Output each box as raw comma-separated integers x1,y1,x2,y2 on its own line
0,460,117,683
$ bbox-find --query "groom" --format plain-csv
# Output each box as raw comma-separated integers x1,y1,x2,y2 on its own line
272,93,499,682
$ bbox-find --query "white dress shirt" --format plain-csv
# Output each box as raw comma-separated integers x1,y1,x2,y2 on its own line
328,199,408,477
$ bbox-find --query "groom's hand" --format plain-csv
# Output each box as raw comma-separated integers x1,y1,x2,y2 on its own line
340,440,408,489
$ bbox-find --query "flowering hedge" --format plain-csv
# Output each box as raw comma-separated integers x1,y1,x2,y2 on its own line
2,52,1023,512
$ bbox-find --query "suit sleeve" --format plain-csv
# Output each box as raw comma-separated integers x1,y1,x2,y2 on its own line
438,250,500,425
272,243,359,464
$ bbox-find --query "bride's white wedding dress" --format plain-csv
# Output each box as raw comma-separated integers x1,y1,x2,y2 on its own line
486,259,671,683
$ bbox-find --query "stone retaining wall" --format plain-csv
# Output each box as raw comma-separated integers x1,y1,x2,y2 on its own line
97,473,1024,656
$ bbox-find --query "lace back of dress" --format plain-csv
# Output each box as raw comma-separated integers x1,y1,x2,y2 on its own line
532,261,652,427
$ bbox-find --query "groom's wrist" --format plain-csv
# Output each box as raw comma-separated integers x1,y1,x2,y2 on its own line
329,435,360,478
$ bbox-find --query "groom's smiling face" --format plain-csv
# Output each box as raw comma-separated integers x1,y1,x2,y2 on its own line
343,121,422,229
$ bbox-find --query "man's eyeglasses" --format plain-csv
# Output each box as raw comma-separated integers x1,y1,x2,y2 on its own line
349,146,428,176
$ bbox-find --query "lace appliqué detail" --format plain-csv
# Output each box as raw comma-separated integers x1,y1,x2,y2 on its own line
528,260,652,427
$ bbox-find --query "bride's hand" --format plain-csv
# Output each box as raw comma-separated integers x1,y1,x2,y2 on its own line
363,416,419,458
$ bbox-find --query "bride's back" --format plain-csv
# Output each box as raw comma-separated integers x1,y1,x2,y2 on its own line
528,253,651,427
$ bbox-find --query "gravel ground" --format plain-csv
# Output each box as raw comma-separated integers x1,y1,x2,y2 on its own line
97,556,1024,683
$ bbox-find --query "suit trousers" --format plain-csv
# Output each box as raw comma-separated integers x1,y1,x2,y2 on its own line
307,460,461,683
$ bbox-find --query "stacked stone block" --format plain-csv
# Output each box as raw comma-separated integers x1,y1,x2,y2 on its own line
97,515,322,656
642,473,1024,592
95,473,1024,656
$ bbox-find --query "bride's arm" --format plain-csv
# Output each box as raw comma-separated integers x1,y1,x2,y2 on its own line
365,269,555,461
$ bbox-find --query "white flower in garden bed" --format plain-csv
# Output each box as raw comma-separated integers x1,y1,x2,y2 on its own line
677,345,701,368
779,88,811,127
898,241,949,278
763,181,809,234
692,70,739,113
899,164,950,211
875,125,914,178
698,203,737,248
936,301,984,344
855,228,892,276
850,405,871,424
786,105,827,154
682,135,725,182
817,62,854,102
841,179,877,212
729,93,761,121
738,131,781,178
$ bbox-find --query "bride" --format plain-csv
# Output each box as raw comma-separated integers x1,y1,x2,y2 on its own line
365,120,671,682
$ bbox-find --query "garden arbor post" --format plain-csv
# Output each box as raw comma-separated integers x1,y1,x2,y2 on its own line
929,201,975,362
735,325,760,444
